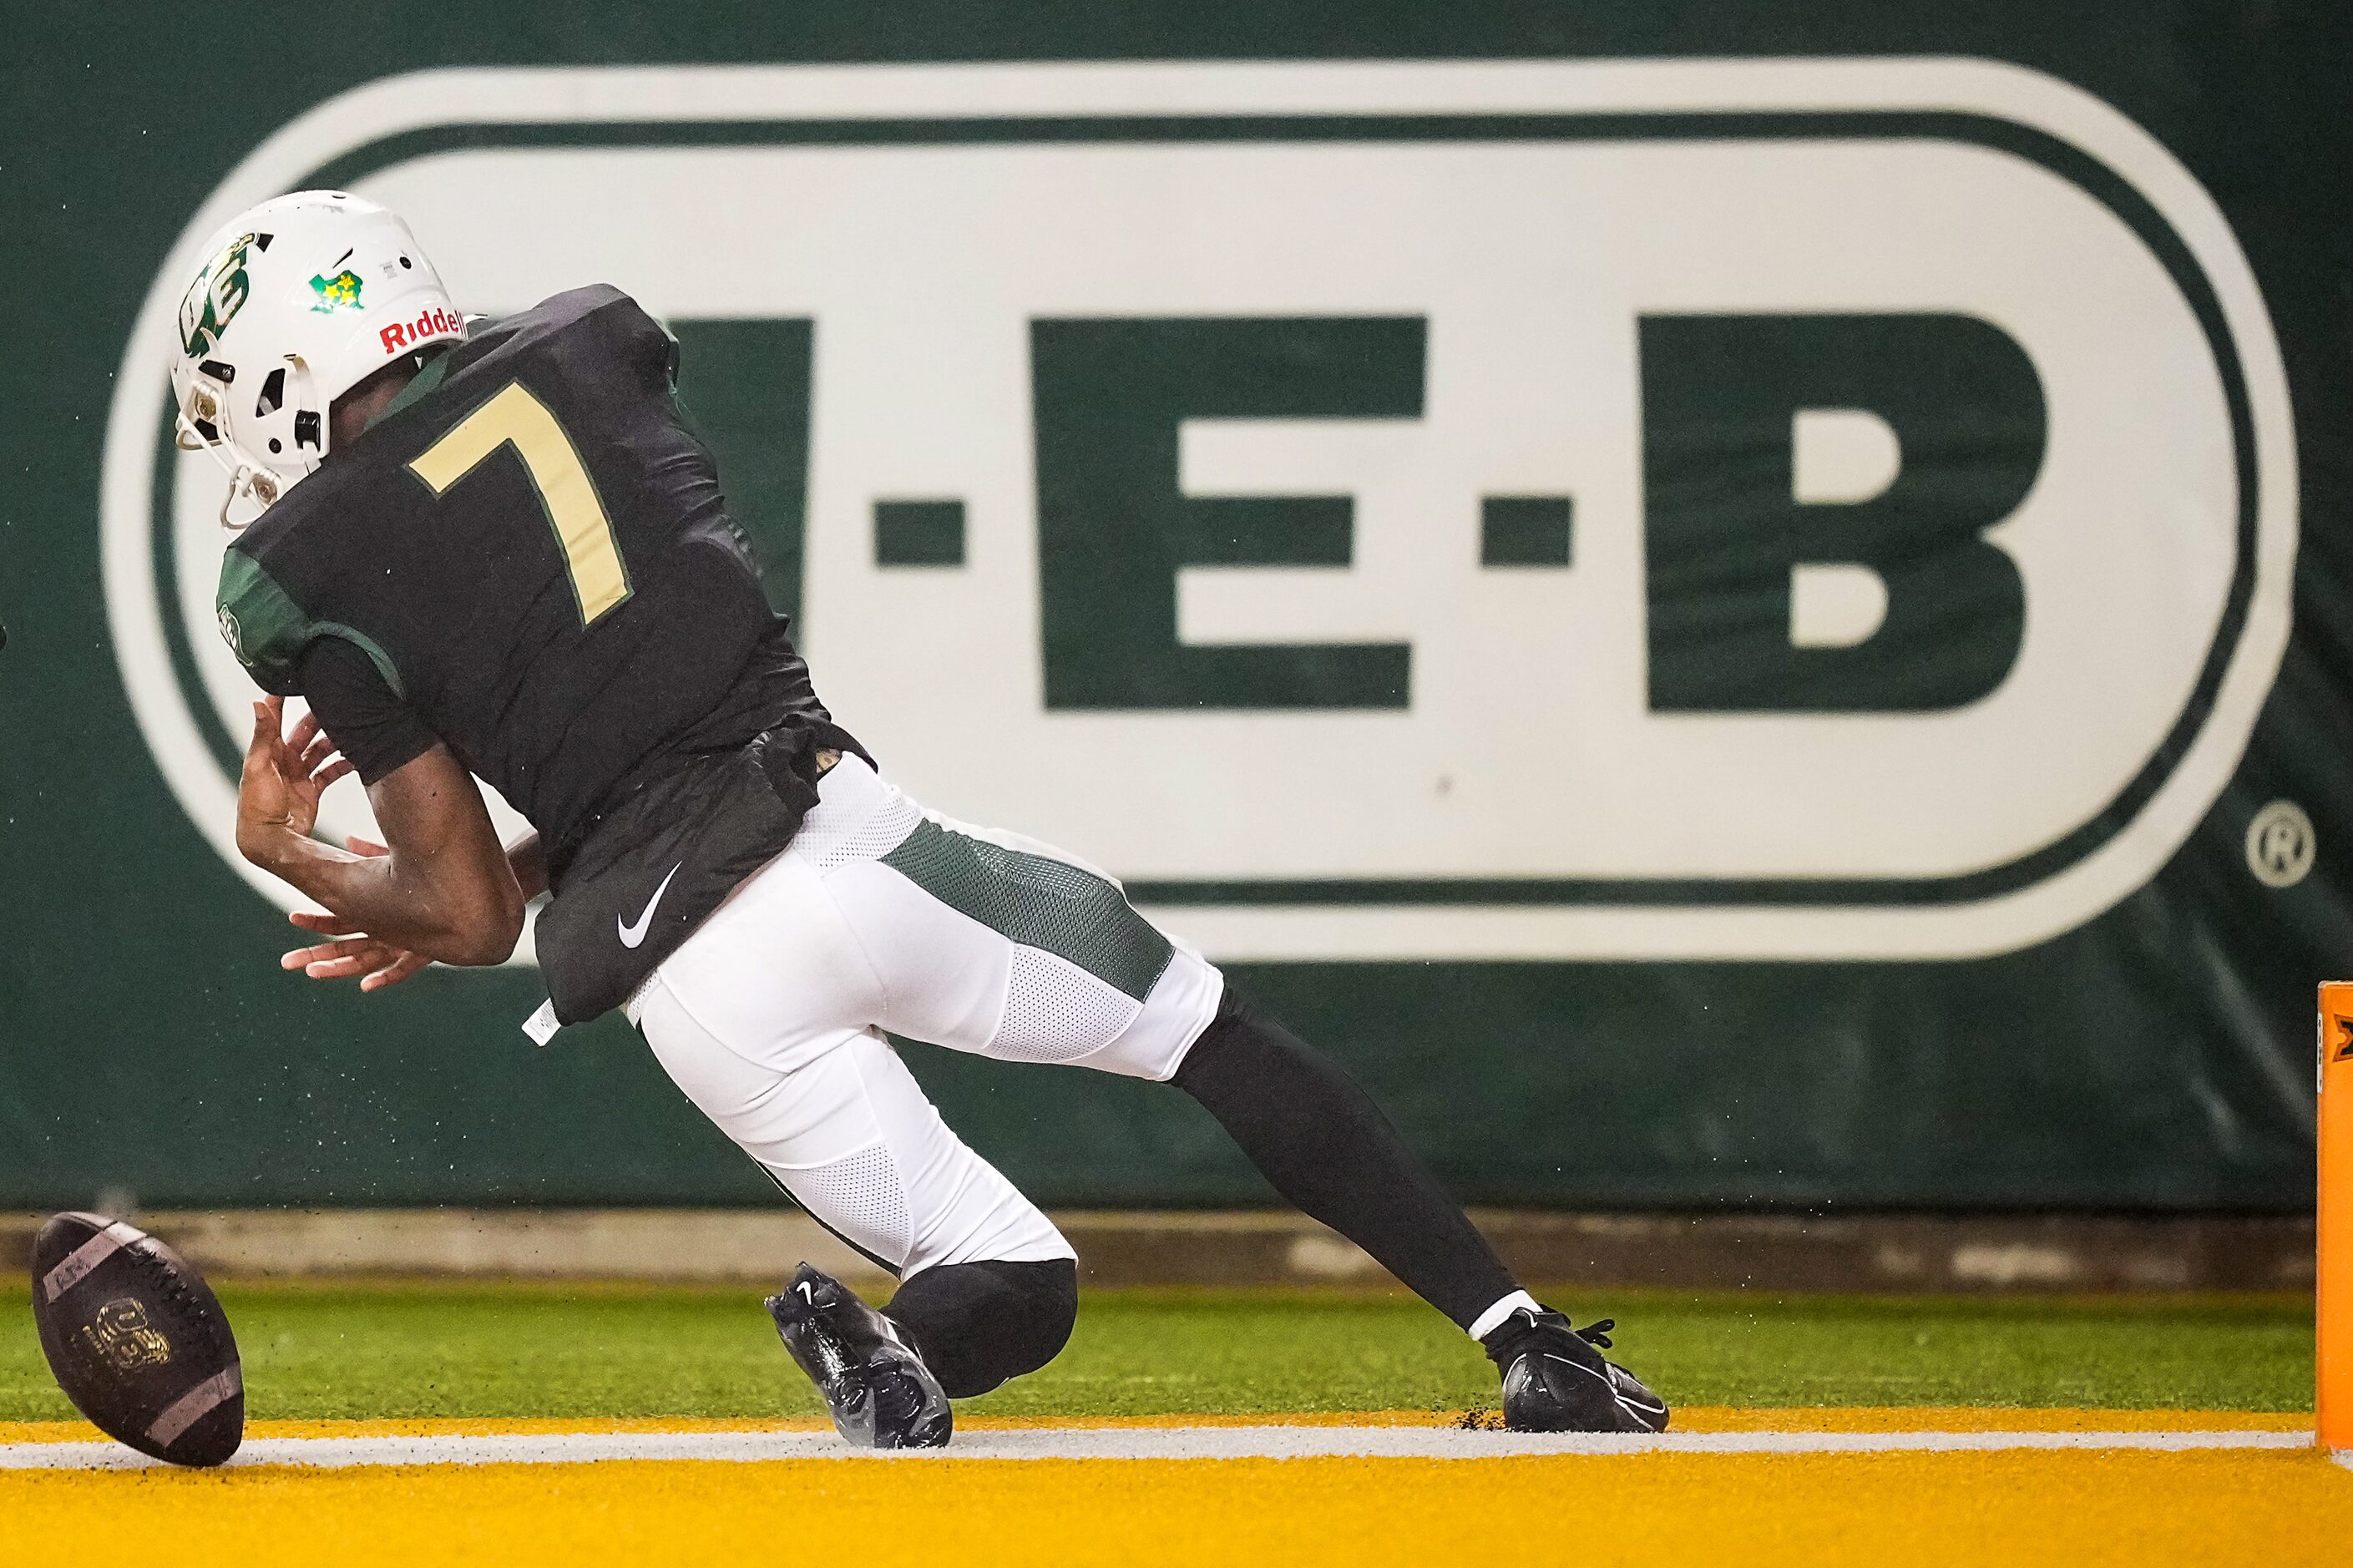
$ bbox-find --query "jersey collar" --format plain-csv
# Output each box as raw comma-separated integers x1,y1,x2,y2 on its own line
365,347,453,433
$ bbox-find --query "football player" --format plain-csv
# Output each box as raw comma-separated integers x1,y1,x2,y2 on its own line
183,190,1666,1445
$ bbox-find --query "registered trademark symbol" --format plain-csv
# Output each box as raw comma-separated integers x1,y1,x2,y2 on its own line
2244,799,2315,888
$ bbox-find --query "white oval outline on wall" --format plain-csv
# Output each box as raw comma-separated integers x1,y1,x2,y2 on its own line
99,58,2298,963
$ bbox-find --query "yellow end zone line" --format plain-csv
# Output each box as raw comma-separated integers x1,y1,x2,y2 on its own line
6,1450,2347,1568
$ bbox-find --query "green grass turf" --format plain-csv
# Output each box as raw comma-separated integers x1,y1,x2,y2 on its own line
0,1282,2313,1423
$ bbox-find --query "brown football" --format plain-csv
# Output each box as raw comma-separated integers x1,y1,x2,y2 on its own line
28,1212,243,1466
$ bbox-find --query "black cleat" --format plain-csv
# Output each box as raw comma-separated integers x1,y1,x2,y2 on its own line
765,1262,952,1449
1482,1308,1670,1434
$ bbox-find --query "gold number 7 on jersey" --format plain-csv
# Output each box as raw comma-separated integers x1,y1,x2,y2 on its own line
407,381,633,625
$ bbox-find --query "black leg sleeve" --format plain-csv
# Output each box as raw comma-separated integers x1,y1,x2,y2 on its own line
1170,985,1520,1331
882,1257,1078,1399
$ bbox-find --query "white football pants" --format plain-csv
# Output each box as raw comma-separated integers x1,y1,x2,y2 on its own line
629,755,1224,1277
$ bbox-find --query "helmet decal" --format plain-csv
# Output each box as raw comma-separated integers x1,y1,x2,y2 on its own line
378,304,463,354
178,230,266,358
308,268,364,312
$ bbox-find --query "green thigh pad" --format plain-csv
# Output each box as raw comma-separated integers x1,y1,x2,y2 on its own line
881,819,1174,1002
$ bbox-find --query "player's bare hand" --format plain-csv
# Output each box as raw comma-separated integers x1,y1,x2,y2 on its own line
281,929,432,991
235,695,354,859
284,832,427,987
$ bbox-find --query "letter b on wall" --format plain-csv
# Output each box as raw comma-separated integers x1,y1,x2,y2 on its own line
1641,314,2043,712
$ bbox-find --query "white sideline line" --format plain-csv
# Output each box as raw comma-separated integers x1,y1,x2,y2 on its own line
0,1426,2315,1470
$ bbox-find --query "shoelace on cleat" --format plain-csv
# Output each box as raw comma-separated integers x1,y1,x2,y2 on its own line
1573,1317,1616,1351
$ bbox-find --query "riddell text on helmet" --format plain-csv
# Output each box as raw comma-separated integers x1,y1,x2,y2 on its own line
379,306,463,354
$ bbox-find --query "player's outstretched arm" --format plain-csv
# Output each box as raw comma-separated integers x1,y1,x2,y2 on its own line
235,695,525,971
281,831,546,990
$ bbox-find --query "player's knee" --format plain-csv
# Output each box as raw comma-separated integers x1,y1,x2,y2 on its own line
883,1257,1078,1399
1171,979,1308,1106
1166,975,1251,1085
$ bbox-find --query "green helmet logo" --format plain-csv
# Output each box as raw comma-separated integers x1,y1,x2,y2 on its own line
178,231,261,358
309,268,364,312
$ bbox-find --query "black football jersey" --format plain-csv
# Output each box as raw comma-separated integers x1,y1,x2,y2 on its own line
217,286,861,1021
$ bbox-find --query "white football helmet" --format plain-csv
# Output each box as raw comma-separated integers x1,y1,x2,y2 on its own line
169,190,466,525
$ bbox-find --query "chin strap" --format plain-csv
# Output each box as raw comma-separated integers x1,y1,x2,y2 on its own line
174,395,287,529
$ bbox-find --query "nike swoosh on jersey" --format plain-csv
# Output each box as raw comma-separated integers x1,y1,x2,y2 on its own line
618,863,682,949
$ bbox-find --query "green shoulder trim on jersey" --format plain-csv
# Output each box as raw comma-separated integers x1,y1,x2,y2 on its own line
216,550,407,700
880,818,1174,1002
215,549,313,695
367,347,453,432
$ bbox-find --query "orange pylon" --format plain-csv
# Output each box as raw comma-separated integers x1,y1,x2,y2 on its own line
2320,983,2353,1454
